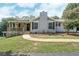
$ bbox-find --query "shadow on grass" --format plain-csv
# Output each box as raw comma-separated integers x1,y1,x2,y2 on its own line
0,50,12,56
0,50,30,56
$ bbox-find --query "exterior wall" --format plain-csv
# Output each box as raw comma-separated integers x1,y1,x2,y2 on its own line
55,21,77,32
69,27,77,32
55,22,65,32
47,29,56,33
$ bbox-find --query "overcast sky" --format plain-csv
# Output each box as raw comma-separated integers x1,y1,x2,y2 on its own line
0,3,68,20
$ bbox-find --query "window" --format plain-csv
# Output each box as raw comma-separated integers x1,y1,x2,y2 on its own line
48,22,55,29
56,22,61,27
32,22,38,29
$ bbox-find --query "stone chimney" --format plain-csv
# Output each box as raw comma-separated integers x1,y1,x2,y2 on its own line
40,11,47,18
38,11,48,33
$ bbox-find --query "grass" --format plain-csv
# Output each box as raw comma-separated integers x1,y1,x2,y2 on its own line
31,34,79,39
0,35,79,53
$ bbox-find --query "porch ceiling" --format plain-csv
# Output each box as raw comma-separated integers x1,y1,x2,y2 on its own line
8,20,31,23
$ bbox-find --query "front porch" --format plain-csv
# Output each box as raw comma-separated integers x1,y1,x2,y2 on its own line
3,20,32,37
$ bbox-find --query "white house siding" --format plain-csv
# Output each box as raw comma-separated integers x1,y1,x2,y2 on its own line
47,29,56,33
55,22,65,32
69,27,77,32
54,20,65,32
55,26,65,32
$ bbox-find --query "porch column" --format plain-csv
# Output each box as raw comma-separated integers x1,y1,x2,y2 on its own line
55,22,57,32
30,22,32,32
12,22,13,31
7,22,11,37
8,22,10,31
12,22,13,28
25,23,27,31
15,22,18,33
23,23,25,32
24,23,26,31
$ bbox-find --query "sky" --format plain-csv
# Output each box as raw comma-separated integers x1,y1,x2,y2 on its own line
0,3,68,20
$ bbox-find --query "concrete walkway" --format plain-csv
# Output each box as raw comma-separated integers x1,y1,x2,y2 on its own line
22,34,79,42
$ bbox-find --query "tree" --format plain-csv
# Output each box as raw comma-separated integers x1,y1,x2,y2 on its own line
0,22,3,36
62,3,79,33
0,17,16,36
29,15,35,20
62,7,79,19
21,16,29,20
21,15,35,21
64,20,78,33
51,16,59,19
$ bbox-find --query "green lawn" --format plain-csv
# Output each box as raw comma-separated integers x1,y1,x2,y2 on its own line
0,35,79,53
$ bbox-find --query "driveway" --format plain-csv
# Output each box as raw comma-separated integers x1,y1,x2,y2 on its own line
22,34,79,42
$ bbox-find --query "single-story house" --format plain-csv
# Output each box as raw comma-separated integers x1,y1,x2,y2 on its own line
3,11,78,37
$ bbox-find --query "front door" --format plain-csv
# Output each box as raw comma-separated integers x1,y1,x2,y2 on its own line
27,23,30,31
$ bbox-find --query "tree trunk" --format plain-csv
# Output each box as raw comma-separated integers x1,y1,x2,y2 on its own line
67,29,69,35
